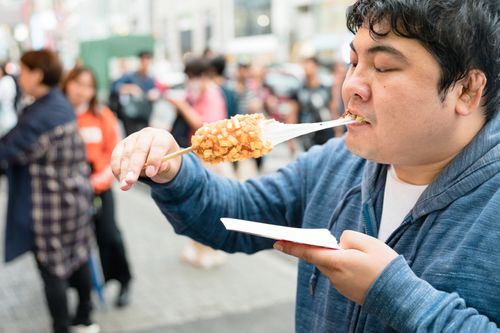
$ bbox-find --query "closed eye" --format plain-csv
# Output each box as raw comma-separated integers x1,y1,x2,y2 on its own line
375,67,396,73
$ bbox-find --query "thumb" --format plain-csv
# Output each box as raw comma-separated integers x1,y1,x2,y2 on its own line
339,230,383,253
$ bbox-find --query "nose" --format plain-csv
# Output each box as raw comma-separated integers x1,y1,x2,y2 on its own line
342,69,371,105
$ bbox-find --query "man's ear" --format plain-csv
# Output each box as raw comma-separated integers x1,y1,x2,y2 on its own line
456,70,487,116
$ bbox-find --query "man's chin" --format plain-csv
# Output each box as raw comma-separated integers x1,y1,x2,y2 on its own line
345,139,379,162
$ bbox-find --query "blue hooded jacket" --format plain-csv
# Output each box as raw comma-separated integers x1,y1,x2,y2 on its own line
143,111,499,332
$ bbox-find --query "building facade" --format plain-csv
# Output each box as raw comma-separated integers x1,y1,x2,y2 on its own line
152,0,353,66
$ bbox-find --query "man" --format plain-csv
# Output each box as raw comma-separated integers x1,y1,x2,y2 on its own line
112,50,159,135
290,56,334,150
111,0,499,331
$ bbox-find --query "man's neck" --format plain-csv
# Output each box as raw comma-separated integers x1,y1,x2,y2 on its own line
393,161,450,185
306,77,320,88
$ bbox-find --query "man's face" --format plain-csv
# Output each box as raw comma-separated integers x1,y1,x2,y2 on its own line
303,59,318,78
139,56,151,72
343,26,463,166
236,66,250,81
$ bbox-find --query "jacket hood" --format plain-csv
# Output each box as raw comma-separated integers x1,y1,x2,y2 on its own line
361,111,500,219
414,112,500,218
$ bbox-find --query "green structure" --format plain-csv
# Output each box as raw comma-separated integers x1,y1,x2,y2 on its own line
79,35,155,96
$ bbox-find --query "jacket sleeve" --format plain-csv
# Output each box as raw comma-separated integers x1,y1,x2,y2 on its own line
0,117,49,168
363,255,500,332
142,150,307,254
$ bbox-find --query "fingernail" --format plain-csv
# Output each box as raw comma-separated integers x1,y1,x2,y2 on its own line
273,242,283,252
120,178,128,188
125,171,135,181
146,165,156,177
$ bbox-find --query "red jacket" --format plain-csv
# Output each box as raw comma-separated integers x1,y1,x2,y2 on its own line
77,106,119,193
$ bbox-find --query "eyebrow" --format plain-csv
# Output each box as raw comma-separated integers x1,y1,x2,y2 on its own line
350,42,409,64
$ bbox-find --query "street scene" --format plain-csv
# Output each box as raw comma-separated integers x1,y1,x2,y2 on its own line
0,145,298,333
0,1,350,332
1,0,499,333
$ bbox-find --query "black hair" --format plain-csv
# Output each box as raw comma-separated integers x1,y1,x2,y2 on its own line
21,50,63,87
237,61,251,69
209,55,226,77
346,0,500,120
138,50,153,59
184,57,210,79
303,56,320,66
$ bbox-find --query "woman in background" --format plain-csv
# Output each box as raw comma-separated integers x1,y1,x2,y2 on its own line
0,50,98,333
62,66,133,307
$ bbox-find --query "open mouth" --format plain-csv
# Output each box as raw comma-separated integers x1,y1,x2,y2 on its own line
342,110,369,124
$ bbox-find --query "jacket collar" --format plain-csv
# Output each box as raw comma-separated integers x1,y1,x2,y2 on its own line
360,110,500,220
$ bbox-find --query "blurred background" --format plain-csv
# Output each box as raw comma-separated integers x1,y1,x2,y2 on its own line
0,0,353,332
0,0,352,95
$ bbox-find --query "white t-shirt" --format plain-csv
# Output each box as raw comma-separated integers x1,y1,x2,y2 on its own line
378,166,428,242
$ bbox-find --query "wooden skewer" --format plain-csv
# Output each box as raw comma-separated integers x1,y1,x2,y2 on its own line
162,146,194,162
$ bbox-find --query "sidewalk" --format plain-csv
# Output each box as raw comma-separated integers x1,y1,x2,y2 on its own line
0,145,299,333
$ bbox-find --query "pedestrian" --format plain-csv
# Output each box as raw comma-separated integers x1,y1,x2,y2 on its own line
166,57,229,269
232,62,252,118
112,0,499,332
62,66,133,307
111,50,159,136
0,63,18,138
0,50,99,333
108,58,129,120
208,55,239,119
290,56,334,151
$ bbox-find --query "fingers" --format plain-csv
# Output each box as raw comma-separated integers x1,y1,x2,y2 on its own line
111,141,125,180
339,230,398,258
110,128,177,191
339,230,380,252
119,133,139,190
126,131,154,181
144,131,177,178
274,241,340,268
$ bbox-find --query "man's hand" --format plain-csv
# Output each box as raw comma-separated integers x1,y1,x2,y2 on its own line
274,230,398,304
119,84,143,97
147,88,161,101
166,96,190,111
110,128,182,191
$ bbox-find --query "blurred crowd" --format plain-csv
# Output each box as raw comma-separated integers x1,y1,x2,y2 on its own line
0,47,348,333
